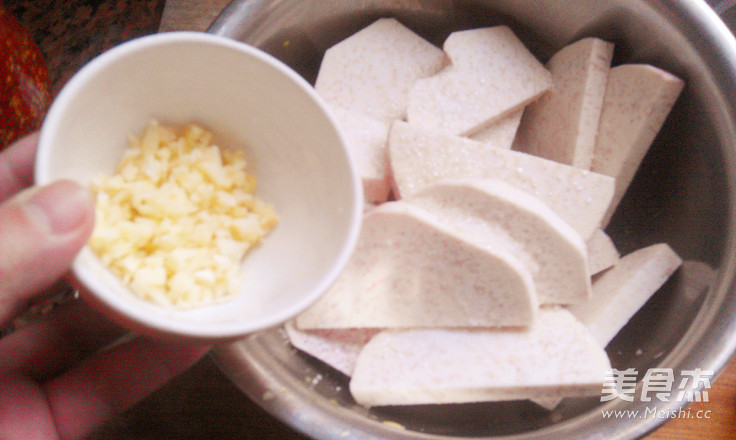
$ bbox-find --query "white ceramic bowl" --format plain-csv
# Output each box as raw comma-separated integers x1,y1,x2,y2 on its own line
34,32,363,340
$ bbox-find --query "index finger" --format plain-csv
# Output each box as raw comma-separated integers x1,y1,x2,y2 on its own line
0,132,39,203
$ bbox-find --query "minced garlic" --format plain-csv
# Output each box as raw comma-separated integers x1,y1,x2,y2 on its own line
89,120,278,308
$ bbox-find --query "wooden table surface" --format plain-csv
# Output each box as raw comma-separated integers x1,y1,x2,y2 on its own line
154,1,736,439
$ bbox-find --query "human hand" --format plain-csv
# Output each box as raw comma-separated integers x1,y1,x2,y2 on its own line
0,133,210,440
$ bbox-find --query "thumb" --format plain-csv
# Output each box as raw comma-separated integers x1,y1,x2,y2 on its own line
0,180,95,324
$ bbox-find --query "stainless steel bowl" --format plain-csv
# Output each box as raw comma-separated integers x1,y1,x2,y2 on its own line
208,1,736,438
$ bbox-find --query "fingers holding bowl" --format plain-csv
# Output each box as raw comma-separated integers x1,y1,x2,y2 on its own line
0,179,95,325
0,132,39,203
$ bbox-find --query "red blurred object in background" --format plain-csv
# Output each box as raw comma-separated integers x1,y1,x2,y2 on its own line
0,4,50,150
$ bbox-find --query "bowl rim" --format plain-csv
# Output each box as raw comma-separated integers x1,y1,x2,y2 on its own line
34,31,364,340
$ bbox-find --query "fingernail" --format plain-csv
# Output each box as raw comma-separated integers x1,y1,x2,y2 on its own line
22,181,93,236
